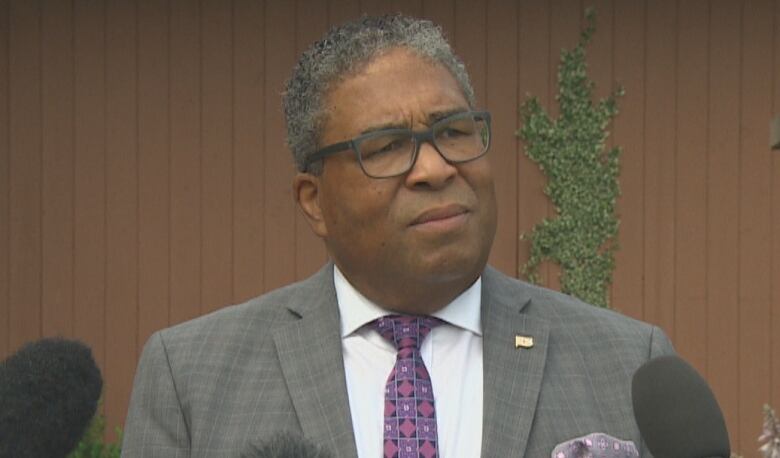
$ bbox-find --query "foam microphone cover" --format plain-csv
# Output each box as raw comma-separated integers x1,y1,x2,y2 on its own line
0,338,103,458
631,355,730,458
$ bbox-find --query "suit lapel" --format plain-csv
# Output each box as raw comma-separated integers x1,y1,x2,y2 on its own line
270,265,551,457
480,268,550,457
272,266,359,458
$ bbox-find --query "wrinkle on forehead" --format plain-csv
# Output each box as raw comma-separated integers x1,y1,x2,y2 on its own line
321,48,469,143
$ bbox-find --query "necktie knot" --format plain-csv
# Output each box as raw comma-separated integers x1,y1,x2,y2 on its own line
372,315,443,351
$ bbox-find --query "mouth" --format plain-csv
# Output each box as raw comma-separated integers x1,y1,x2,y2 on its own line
409,204,470,231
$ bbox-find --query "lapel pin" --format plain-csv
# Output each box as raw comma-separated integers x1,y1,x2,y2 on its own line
515,335,534,349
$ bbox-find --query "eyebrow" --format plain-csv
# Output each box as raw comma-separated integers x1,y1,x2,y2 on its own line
357,107,470,136
359,121,410,136
427,108,469,124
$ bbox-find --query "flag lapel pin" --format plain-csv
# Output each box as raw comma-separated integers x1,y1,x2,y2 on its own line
515,335,534,349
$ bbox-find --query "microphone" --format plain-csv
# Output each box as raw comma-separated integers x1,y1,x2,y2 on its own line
631,355,730,458
0,338,103,458
241,432,333,458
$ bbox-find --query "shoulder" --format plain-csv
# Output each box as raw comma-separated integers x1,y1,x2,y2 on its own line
125,267,336,455
482,266,673,356
145,264,336,365
484,265,650,327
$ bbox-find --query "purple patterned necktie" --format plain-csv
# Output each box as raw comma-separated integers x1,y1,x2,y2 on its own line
373,315,444,458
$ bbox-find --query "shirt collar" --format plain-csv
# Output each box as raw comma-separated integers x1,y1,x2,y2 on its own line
334,264,482,338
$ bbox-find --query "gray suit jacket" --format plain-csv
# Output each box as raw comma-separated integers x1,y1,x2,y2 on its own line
121,264,673,457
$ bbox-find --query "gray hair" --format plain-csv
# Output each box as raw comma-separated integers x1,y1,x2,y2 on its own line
283,14,476,173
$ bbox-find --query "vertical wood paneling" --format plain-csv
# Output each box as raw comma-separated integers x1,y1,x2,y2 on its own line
549,0,582,114
0,0,10,357
73,0,106,368
201,0,234,313
392,0,422,16
422,0,453,39
674,0,708,373
233,0,265,303
612,0,645,320
8,0,42,350
738,0,774,448
169,0,202,324
485,0,518,276
706,0,741,447
328,0,360,26
263,2,296,291
137,0,170,348
643,0,676,335
360,0,396,16
587,0,614,101
0,0,11,357
773,0,780,419
104,0,138,434
294,0,329,281
517,1,551,283
2,2,780,449
41,0,74,337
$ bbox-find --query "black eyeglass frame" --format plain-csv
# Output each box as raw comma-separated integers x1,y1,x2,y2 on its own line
304,110,492,178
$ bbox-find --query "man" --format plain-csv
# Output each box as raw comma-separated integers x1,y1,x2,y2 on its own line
122,15,673,457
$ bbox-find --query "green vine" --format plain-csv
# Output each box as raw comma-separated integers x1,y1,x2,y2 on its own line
518,9,622,308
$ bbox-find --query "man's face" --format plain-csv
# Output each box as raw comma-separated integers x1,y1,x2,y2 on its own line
296,47,497,313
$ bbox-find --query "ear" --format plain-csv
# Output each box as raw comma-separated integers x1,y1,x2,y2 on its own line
293,172,328,238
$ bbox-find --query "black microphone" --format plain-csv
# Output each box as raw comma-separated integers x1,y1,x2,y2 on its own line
241,432,333,458
0,337,103,458
631,355,730,458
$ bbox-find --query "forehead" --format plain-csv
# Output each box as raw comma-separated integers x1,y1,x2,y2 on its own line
321,48,470,141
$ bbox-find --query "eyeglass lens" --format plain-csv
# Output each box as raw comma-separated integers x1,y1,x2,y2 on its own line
356,113,489,178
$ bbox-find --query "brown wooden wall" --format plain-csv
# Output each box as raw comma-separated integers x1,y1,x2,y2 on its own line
1,0,779,454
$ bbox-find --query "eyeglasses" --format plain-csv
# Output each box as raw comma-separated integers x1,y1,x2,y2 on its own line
306,110,491,178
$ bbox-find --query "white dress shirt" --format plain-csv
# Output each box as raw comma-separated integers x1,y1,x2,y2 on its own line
334,266,484,458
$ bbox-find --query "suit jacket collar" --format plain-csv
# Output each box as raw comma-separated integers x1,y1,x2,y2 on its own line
272,264,551,458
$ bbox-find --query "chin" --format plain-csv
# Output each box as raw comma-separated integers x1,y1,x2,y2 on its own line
413,251,485,284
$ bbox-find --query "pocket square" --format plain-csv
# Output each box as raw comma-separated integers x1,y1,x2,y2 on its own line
551,432,639,458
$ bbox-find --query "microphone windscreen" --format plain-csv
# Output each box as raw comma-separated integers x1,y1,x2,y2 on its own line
241,432,333,458
631,355,730,458
0,338,103,458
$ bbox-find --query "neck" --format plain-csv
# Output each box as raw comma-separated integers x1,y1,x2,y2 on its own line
335,263,480,315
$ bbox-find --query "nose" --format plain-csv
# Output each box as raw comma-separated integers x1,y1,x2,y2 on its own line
404,140,458,189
